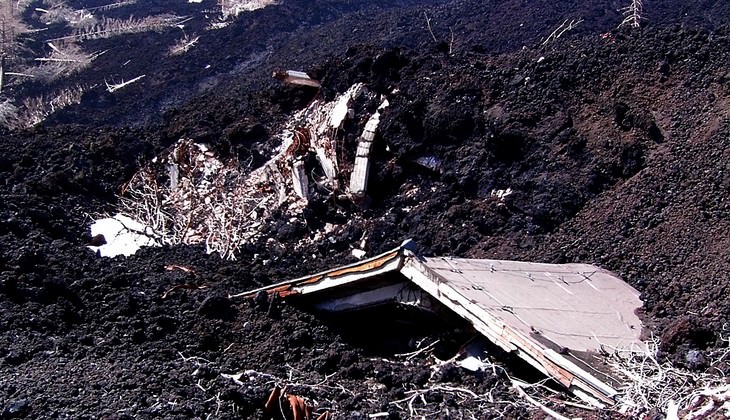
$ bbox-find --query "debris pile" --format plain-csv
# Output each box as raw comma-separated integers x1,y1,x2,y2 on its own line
609,338,730,419
102,82,388,259
117,139,263,259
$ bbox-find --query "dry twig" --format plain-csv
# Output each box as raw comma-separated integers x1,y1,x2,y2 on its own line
423,12,438,43
105,74,145,92
542,18,583,45
608,336,730,418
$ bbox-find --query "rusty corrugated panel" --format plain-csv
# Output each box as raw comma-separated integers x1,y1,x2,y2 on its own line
229,247,404,299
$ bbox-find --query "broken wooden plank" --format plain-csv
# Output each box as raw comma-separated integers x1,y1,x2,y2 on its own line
272,70,321,88
228,247,404,299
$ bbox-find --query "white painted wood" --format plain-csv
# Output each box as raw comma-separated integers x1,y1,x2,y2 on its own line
291,159,308,199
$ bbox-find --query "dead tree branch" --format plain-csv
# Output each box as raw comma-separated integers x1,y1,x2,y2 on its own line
118,139,272,260
423,12,438,43
105,74,145,92
607,336,729,417
169,34,200,56
512,381,576,420
620,0,644,29
541,18,583,45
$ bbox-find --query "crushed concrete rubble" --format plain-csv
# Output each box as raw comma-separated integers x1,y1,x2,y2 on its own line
232,240,646,408
91,83,388,259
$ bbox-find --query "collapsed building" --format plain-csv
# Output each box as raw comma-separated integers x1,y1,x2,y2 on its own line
232,240,645,408
91,73,646,407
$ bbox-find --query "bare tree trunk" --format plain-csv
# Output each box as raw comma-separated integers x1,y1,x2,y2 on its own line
0,56,4,93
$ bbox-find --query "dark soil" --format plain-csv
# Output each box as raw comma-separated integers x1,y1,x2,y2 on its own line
2,0,730,418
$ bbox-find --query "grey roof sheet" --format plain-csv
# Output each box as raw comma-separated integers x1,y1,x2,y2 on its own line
421,257,643,353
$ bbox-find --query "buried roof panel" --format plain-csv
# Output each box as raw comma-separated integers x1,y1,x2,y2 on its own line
228,247,404,299
419,256,643,352
232,242,644,406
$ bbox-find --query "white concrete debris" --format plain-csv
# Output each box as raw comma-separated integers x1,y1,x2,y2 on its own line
330,84,364,128
456,356,491,372
88,214,160,257
351,249,367,259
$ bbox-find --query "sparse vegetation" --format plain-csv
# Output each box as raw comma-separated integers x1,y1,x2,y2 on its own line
0,0,192,129
49,14,187,42
30,41,106,82
3,84,87,129
36,0,97,28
